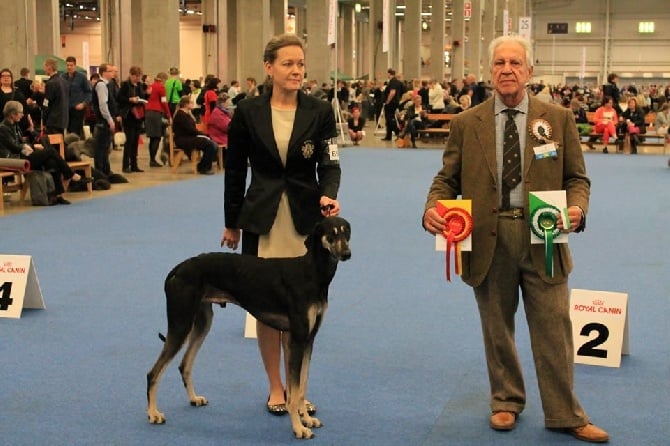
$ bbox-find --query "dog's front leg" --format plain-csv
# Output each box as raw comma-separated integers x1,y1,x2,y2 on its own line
284,334,321,439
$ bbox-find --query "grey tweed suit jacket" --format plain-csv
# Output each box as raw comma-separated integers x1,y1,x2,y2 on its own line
425,95,590,287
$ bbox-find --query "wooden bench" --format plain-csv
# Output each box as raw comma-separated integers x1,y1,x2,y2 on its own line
582,111,666,151
47,133,93,194
1,171,24,211
418,113,455,142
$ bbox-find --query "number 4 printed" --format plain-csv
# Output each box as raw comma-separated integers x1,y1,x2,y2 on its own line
0,281,13,311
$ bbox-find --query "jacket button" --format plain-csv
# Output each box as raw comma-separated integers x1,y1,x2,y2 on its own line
491,230,497,236
492,207,498,213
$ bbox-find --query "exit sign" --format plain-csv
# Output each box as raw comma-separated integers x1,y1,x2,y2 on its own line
547,23,568,34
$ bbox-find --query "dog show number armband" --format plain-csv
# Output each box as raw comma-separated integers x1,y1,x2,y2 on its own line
439,207,473,282
529,205,561,278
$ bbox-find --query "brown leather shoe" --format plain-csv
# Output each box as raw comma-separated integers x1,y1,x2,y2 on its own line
568,423,609,443
490,411,516,431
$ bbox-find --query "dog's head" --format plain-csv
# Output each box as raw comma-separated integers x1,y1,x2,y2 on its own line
308,216,351,261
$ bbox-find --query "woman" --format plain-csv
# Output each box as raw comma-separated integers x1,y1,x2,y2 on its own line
593,95,618,153
201,77,220,125
347,105,365,146
0,68,34,138
619,97,646,154
117,66,147,172
399,94,427,148
655,103,670,139
207,91,232,157
428,79,445,114
171,96,217,175
221,33,341,416
144,72,171,167
0,101,80,204
454,94,471,113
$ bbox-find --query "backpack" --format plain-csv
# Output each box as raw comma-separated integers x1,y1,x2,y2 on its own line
28,170,55,206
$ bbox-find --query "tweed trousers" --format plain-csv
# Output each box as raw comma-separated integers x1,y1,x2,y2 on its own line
472,215,590,428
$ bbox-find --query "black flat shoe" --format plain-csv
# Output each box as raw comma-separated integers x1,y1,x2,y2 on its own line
56,196,71,205
131,167,144,172
149,161,163,167
267,396,287,416
122,168,132,174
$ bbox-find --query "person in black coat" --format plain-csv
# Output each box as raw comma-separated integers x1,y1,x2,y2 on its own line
117,66,147,172
0,101,80,204
171,96,217,174
221,33,341,417
42,58,69,134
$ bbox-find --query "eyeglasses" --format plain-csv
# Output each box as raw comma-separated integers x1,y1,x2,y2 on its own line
0,74,11,78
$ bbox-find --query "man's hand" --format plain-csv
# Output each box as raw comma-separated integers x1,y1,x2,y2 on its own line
558,206,584,232
423,207,446,235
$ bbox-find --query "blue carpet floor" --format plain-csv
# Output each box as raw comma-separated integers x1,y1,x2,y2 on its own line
0,148,668,445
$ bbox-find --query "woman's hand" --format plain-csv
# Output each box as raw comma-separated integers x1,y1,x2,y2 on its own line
320,196,340,216
221,228,241,250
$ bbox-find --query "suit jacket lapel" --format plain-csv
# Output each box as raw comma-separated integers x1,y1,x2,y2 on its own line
287,91,316,155
473,100,498,183
252,93,282,163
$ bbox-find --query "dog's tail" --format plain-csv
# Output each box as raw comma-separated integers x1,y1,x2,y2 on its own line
158,332,166,342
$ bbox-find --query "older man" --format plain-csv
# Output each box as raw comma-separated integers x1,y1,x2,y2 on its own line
423,36,608,443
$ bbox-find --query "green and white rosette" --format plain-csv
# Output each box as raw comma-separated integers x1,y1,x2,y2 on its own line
529,197,562,278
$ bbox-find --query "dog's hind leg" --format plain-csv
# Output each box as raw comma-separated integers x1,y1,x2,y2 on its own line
178,302,213,407
147,323,192,424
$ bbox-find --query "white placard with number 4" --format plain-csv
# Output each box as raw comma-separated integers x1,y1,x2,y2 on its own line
0,255,46,319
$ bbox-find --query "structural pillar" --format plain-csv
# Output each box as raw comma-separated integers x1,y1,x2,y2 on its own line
481,0,496,82
305,0,330,86
134,0,179,77
451,0,465,81
430,0,446,82
467,0,483,79
1,0,37,75
339,4,354,79
202,0,231,82
36,0,59,57
367,0,385,82
237,0,272,87
403,0,421,82
270,0,287,35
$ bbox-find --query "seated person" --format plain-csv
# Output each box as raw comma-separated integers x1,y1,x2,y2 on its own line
347,106,365,146
617,97,646,154
654,103,670,138
454,94,471,113
399,95,428,148
590,95,618,153
207,91,233,165
172,96,217,175
0,100,81,204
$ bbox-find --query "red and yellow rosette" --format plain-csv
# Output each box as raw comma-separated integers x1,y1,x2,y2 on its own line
436,201,473,282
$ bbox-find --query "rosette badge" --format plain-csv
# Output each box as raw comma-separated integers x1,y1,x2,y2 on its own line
436,201,473,282
529,205,561,277
529,119,552,143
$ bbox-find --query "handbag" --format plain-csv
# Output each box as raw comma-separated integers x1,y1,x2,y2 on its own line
131,104,145,120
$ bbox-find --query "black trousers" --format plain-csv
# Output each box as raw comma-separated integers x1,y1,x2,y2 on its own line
384,103,399,139
68,108,86,137
27,146,74,195
122,119,142,169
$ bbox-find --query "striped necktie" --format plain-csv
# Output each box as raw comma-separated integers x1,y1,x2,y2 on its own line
501,109,521,209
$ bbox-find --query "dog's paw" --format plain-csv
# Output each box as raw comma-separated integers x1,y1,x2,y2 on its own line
293,426,315,440
301,415,322,429
147,410,166,424
189,396,208,407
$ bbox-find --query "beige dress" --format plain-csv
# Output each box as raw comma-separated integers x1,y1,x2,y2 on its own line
257,107,306,259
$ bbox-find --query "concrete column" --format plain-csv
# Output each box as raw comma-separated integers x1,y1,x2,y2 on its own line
340,4,354,79
357,19,369,79
237,0,272,86
481,0,496,82
118,0,133,76
36,0,59,56
367,0,385,82
270,0,287,35
403,0,421,81
451,0,465,81
467,0,483,79
131,0,144,72
430,0,446,83
227,1,238,82
137,0,180,78
305,0,330,86
202,0,230,81
0,0,37,75
386,0,397,71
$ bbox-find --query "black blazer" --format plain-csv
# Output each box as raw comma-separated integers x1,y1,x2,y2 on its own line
225,89,340,235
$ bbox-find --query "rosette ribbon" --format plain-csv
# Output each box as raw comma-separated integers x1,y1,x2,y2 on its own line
529,206,562,277
437,203,473,282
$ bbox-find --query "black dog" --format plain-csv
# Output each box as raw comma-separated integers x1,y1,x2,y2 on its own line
146,216,351,440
